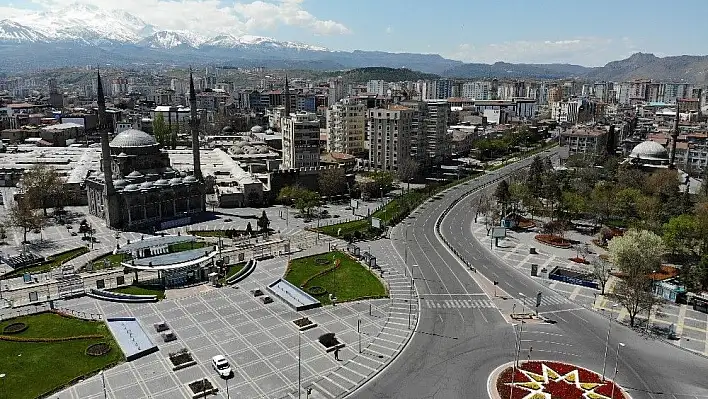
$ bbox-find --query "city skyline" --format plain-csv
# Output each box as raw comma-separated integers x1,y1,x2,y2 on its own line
1,0,707,66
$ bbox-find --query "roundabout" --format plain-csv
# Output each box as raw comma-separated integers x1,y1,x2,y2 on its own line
489,360,629,399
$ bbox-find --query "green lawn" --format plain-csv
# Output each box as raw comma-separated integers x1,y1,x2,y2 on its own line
168,241,207,253
284,251,387,305
3,247,89,279
0,312,123,399
90,253,130,270
191,230,227,237
110,284,165,300
219,262,246,284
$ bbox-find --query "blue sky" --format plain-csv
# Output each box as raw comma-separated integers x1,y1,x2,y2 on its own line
2,0,706,66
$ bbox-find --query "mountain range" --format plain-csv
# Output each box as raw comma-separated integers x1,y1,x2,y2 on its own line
1,3,707,83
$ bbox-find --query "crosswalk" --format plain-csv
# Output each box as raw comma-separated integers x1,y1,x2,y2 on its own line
423,299,494,309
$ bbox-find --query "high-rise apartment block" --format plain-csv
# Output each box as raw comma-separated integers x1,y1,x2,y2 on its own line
326,99,366,155
281,112,321,169
462,81,492,100
328,77,345,105
367,106,413,171
367,80,387,96
421,80,453,100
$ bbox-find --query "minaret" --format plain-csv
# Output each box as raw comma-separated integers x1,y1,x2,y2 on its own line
669,100,680,168
284,75,291,117
189,69,202,180
97,69,114,194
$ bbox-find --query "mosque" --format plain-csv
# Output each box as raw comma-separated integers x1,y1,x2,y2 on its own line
85,71,206,231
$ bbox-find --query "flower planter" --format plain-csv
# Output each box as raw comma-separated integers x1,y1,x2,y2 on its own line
534,234,572,249
169,349,196,371
187,378,218,398
293,317,317,332
495,360,628,399
318,332,345,352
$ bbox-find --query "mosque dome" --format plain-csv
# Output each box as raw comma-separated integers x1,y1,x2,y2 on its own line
124,184,140,192
113,179,128,188
154,179,169,186
127,170,143,179
109,129,158,148
139,181,154,190
251,125,264,133
629,141,669,161
169,177,183,186
222,126,234,134
183,175,198,183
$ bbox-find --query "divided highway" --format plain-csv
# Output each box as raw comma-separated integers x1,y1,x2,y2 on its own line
353,149,708,399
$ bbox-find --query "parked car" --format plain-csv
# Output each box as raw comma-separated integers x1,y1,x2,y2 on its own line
211,355,232,378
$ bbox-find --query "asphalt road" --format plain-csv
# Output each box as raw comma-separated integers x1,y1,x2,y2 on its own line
353,149,708,399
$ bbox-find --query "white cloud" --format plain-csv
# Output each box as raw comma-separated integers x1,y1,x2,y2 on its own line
385,26,392,34
448,37,638,66
4,0,350,37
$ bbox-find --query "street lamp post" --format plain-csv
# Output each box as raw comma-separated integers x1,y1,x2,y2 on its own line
298,331,302,399
611,343,626,398
358,319,362,353
99,370,107,399
601,304,618,381
0,373,6,399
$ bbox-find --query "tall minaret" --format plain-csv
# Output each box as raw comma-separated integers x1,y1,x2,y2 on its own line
284,75,291,117
669,100,681,168
189,69,202,180
97,69,114,194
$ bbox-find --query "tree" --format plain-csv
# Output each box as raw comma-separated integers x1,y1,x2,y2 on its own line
590,181,615,226
257,210,270,234
295,190,320,216
662,214,698,257
9,200,43,244
0,222,7,243
152,112,169,147
318,168,346,198
693,202,708,256
542,172,562,220
614,188,642,222
508,182,529,217
245,222,253,236
608,229,664,327
359,171,394,199
560,191,586,222
397,157,420,190
20,164,64,216
494,180,511,216
592,256,612,296
526,156,544,198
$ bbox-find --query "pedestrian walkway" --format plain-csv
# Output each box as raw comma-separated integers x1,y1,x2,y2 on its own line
45,237,416,399
470,221,598,310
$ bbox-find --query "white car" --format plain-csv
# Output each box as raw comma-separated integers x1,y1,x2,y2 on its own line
211,355,232,378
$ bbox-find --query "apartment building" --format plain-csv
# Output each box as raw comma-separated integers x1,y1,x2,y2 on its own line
461,81,492,100
560,127,608,156
326,99,367,156
367,105,413,171
423,100,450,162
281,112,321,169
367,80,387,96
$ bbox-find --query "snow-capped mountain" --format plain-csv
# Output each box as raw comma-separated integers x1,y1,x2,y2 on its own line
1,2,325,51
138,31,206,49
201,34,327,51
0,19,48,43
13,3,154,44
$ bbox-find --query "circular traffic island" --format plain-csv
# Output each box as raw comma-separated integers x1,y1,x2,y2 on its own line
494,361,628,399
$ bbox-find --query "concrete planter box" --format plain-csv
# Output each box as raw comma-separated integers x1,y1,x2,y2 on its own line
292,317,317,332
187,378,218,398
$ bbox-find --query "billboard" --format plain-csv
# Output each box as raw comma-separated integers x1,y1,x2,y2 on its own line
371,217,382,229
491,227,507,238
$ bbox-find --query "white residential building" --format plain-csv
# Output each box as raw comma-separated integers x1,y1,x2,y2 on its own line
461,81,492,100
326,99,367,155
367,105,413,171
367,80,387,96
281,112,321,169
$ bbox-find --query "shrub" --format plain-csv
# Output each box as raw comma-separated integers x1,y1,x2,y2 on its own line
3,322,28,334
86,342,111,356
308,286,326,296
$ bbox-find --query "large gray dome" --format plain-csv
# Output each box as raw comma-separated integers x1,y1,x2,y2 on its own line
110,129,158,148
629,141,669,161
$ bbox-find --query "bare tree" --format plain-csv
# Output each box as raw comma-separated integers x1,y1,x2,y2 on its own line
19,164,65,216
592,256,612,295
9,200,43,244
397,157,420,191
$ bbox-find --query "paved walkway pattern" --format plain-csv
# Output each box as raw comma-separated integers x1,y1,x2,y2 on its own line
47,239,416,399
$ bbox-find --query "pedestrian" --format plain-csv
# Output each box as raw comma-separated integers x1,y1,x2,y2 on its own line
334,347,340,361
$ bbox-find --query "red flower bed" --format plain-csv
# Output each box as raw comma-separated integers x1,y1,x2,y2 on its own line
496,361,627,399
534,234,572,249
569,257,589,264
